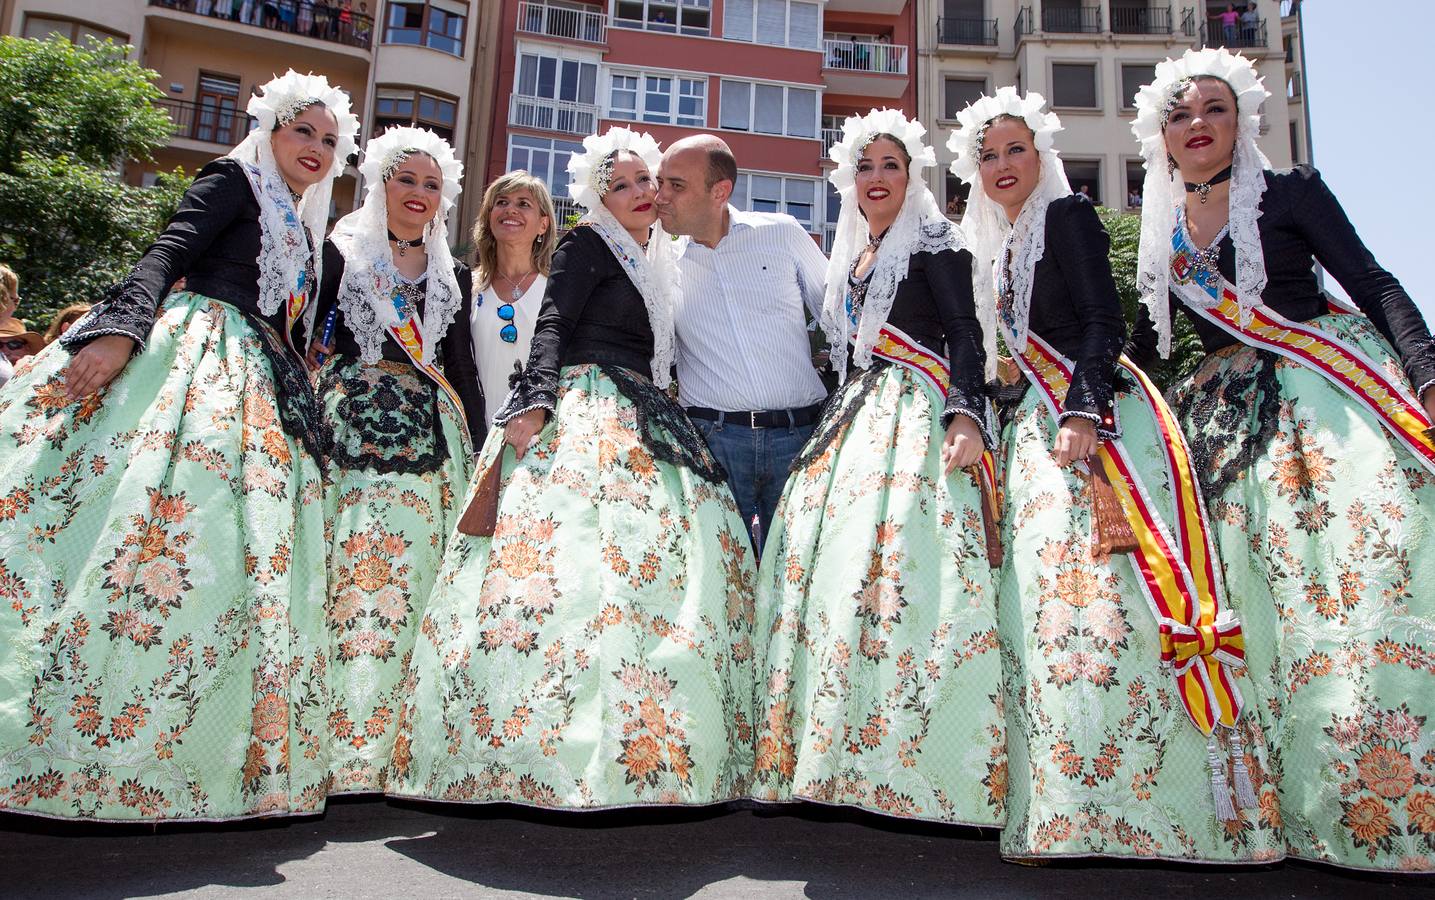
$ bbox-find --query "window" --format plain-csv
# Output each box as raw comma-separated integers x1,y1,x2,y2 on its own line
609,72,706,126
194,74,243,146
1063,159,1102,206
22,15,125,44
383,1,467,56
723,0,820,50
731,172,822,230
1051,62,1098,109
374,87,459,141
944,174,971,218
719,79,817,138
613,0,711,35
1124,159,1145,209
1120,64,1155,110
943,77,986,119
508,135,586,200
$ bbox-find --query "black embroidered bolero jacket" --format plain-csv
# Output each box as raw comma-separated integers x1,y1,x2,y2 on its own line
1129,166,1435,396
63,157,307,352
313,240,487,446
1018,194,1128,432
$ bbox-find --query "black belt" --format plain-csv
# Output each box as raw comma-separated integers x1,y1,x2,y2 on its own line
684,403,822,429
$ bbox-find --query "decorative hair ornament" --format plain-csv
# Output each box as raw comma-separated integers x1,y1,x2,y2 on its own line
329,126,464,366
948,88,1069,377
227,70,360,345
563,126,676,387
822,108,963,380
1131,48,1271,357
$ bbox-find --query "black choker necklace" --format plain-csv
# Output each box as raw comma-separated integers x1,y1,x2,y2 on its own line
1184,165,1233,205
388,230,422,257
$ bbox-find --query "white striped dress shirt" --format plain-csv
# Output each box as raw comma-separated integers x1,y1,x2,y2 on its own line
673,207,830,411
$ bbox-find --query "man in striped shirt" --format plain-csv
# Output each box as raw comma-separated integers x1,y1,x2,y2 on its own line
657,135,830,555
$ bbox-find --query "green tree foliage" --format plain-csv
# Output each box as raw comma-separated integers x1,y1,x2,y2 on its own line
1098,206,1205,390
0,35,192,327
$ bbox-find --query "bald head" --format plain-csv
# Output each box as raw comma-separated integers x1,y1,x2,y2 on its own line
665,134,737,191
656,134,735,240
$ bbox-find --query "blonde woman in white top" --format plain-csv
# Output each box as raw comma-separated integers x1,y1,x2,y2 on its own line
469,171,557,430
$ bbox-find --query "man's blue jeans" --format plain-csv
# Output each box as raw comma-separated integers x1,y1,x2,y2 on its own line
693,417,816,558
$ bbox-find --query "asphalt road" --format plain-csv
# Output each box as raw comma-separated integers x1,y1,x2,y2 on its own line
2,799,1432,898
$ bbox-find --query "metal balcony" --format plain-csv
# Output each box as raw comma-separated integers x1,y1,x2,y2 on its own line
508,94,599,136
154,96,256,147
822,39,908,76
937,17,998,46
1042,5,1102,34
147,0,373,50
516,1,607,45
1110,5,1172,35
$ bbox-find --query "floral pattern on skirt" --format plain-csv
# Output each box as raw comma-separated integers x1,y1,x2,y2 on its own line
750,363,1005,825
384,365,757,808
318,357,472,794
0,292,330,821
1171,311,1435,872
996,383,1284,862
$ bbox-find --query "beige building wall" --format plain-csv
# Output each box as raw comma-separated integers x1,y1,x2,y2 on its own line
1,0,497,237
916,0,1304,214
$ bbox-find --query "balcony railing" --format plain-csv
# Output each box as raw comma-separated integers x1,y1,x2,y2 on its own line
1287,71,1302,99
1042,5,1102,33
1181,7,1197,35
1280,0,1301,17
820,127,842,151
1016,6,1033,39
147,0,373,50
1111,5,1172,35
1202,16,1267,49
516,0,607,44
508,94,599,136
822,39,908,75
154,96,256,147
937,16,998,46
552,196,583,229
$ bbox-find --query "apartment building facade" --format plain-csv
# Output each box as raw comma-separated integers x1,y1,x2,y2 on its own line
0,0,500,230
915,0,1310,216
492,0,918,246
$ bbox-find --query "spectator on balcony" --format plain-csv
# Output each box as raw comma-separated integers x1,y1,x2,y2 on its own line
195,0,215,15
262,0,280,28
1240,3,1259,44
1076,183,1092,201
1127,185,1142,208
469,170,556,422
297,0,314,35
1218,4,1239,45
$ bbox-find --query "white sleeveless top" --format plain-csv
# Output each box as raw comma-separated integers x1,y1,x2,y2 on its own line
471,274,545,421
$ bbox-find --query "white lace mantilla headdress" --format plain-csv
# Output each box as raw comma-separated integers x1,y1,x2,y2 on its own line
948,87,1068,378
1131,48,1271,356
227,70,359,344
328,127,464,365
822,108,962,380
565,126,675,388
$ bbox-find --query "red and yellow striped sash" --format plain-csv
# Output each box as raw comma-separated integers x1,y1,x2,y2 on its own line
1015,332,1244,736
1171,244,1435,476
386,306,471,442
870,324,1004,562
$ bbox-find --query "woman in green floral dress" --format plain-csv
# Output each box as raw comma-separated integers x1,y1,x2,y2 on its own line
385,127,757,809
1131,49,1435,872
952,85,1282,864
748,110,1005,825
307,127,484,794
0,71,358,821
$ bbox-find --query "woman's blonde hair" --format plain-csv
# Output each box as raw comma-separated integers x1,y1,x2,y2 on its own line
472,171,557,289
44,303,93,344
0,264,18,303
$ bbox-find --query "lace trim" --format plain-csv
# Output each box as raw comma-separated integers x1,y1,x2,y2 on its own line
1174,347,1281,500
602,365,726,484
822,182,963,380
234,161,318,333
789,364,886,472
577,214,676,389
1417,378,1435,403
329,196,464,367
242,309,331,465
60,275,153,351
318,358,448,475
